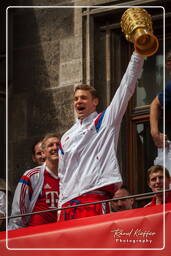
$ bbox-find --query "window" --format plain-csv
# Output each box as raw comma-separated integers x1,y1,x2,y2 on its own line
82,3,170,203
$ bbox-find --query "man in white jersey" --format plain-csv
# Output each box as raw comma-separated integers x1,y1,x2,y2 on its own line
8,134,60,230
58,51,144,221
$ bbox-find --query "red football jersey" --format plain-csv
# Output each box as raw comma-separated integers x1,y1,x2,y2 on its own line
28,169,59,226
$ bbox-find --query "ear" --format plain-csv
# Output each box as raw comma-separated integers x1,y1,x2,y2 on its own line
32,154,36,163
148,182,152,190
93,97,99,107
41,151,46,159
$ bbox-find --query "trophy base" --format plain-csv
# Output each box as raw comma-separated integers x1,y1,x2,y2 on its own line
133,28,159,56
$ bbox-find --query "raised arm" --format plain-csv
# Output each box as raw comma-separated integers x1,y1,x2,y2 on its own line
150,96,168,148
103,52,144,128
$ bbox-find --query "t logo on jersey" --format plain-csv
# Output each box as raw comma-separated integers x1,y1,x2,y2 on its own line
45,191,59,208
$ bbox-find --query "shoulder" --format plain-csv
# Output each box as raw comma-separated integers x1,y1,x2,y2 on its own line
23,166,42,177
61,124,77,142
166,81,171,92
167,191,171,202
19,166,43,185
0,190,6,198
144,201,152,208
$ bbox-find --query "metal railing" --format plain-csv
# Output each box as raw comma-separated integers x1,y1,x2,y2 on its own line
0,189,170,221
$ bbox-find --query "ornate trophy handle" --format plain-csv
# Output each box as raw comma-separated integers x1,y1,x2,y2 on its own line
121,8,159,56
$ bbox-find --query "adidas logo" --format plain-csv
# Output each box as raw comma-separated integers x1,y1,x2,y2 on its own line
44,183,51,189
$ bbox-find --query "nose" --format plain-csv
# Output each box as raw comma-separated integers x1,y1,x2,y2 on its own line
117,200,123,206
156,177,160,183
53,143,59,150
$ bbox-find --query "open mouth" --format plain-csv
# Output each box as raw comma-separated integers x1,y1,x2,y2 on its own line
51,151,58,156
77,106,85,111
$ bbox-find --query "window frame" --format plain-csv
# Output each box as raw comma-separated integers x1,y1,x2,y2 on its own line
82,3,170,201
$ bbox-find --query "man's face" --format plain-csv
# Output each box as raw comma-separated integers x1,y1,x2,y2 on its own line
43,137,60,162
148,170,170,192
74,90,99,120
32,142,45,165
111,189,134,212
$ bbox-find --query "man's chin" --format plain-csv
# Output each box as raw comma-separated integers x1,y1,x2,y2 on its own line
77,113,85,119
154,188,163,192
51,156,58,161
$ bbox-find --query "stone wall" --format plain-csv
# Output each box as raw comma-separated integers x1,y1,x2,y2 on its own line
8,0,125,191
8,1,84,190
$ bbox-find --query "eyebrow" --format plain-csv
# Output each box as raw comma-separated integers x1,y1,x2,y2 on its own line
150,175,163,180
74,95,88,99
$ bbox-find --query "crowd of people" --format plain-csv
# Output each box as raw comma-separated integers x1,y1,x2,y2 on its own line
1,49,171,231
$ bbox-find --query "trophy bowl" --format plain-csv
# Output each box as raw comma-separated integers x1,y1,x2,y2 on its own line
120,8,159,56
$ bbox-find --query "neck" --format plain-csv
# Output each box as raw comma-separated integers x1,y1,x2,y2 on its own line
78,111,97,121
156,196,162,205
156,193,165,205
156,190,170,204
45,160,58,175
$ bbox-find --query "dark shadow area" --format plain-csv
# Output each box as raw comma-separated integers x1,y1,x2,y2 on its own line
6,2,74,192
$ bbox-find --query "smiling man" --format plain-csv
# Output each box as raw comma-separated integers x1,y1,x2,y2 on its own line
58,51,145,221
8,134,60,230
32,140,45,165
145,165,171,207
74,87,99,120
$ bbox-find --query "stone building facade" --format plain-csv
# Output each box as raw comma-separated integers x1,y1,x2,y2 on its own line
1,0,170,202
